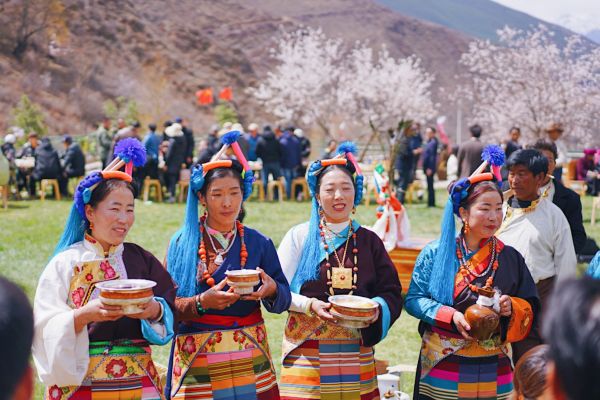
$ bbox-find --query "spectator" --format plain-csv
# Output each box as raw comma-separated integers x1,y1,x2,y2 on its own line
175,117,195,167
96,118,112,168
245,122,261,162
545,122,567,182
504,126,522,160
256,125,282,189
543,278,600,400
17,133,38,196
143,123,160,180
196,139,212,164
393,124,418,203
457,124,485,178
164,123,186,203
533,140,587,254
59,135,85,196
497,149,576,361
31,137,62,197
409,122,423,180
294,128,311,176
512,345,551,400
446,144,459,182
577,148,599,195
422,126,438,207
207,124,220,155
1,134,17,164
162,120,173,142
279,127,302,199
321,139,337,159
0,277,34,400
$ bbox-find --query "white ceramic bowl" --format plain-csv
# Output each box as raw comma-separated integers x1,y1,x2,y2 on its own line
225,270,261,295
97,279,156,314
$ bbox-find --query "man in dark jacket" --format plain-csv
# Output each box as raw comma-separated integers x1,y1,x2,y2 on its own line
279,127,302,199
164,123,186,203
457,124,485,178
59,135,85,196
533,140,587,254
32,137,62,196
256,125,282,189
422,127,438,207
175,117,195,167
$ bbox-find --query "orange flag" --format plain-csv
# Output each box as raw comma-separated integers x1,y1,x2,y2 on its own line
196,89,213,105
219,87,233,102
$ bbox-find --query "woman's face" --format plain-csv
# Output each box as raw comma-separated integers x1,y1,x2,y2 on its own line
199,176,242,231
459,190,503,241
85,186,135,251
317,168,355,224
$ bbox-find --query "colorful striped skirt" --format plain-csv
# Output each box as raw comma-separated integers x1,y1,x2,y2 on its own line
416,353,513,400
45,340,163,400
279,312,379,400
167,321,279,400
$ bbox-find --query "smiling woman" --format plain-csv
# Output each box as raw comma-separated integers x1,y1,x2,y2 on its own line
277,142,403,400
32,139,177,400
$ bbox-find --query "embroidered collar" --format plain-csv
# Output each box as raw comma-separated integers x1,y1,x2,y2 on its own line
83,233,124,258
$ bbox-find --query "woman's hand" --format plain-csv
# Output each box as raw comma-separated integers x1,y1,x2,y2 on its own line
499,295,512,317
310,299,336,321
199,279,240,310
242,268,277,301
128,299,162,321
73,299,125,333
452,311,473,340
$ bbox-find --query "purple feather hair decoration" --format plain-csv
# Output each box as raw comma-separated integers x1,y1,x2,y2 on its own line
114,138,147,167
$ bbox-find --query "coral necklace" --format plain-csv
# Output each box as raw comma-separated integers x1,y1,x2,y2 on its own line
456,235,499,292
320,219,359,295
197,216,248,287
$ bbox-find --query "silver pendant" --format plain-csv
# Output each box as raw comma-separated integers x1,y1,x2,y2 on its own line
214,253,224,266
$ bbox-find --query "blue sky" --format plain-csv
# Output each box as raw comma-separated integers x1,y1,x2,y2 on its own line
494,0,600,33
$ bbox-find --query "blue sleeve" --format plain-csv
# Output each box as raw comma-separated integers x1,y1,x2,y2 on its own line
260,237,292,314
141,297,175,345
405,242,456,330
587,252,600,279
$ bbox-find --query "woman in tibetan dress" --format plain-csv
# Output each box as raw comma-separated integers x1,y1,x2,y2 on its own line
33,139,176,400
405,150,540,400
278,143,403,400
165,131,291,399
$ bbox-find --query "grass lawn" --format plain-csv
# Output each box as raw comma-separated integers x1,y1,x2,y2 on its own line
1,190,598,398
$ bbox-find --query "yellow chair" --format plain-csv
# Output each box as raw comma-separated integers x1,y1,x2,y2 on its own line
267,178,286,202
177,180,190,203
0,185,8,209
405,180,423,204
142,178,163,202
251,180,265,201
291,177,309,201
363,181,379,206
40,179,61,201
591,196,600,226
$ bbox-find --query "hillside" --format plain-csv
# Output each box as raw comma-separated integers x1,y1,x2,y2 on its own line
0,0,471,136
375,0,591,46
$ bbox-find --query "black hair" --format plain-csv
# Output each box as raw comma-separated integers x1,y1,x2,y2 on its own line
531,139,558,161
543,277,600,400
451,144,459,156
506,149,549,176
163,120,172,128
88,179,137,209
427,126,436,133
469,124,482,138
0,277,33,398
132,121,141,129
148,123,157,131
510,126,521,134
199,160,244,198
460,180,503,211
316,161,357,194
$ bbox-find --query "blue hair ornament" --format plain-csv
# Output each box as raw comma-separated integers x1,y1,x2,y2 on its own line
337,141,357,155
220,130,241,145
114,138,147,167
73,171,104,219
482,144,505,167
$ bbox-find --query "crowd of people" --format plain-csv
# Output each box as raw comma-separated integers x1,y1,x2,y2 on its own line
1,117,600,400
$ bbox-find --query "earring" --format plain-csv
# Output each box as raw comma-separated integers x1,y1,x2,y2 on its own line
464,221,470,235
352,206,356,215
318,203,324,219
89,221,94,231
202,205,208,218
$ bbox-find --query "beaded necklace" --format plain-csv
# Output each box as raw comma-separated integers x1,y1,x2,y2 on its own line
456,235,499,292
197,216,247,287
319,219,359,295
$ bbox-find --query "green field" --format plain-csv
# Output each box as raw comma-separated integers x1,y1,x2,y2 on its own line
1,191,597,398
